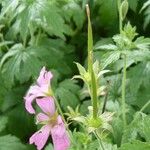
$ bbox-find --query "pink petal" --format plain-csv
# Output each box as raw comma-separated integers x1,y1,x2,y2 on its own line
36,113,49,123
24,95,36,114
36,97,55,116
29,83,50,97
29,85,46,97
29,125,51,150
37,67,46,86
39,84,50,95
24,85,46,114
37,67,53,86
51,116,70,150
45,71,53,84
24,85,51,114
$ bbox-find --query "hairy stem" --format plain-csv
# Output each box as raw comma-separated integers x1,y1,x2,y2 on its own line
122,54,127,127
91,71,98,119
86,4,98,119
118,0,127,127
140,100,150,113
94,131,105,150
53,95,74,144
23,36,27,48
131,100,150,125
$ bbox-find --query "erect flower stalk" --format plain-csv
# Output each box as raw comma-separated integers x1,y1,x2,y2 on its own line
94,131,105,150
86,4,93,74
121,54,127,127
53,95,74,144
86,4,98,119
118,0,128,127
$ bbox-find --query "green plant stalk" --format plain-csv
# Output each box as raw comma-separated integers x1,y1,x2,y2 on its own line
0,35,9,51
36,28,41,46
94,131,105,150
121,54,127,127
53,95,74,144
118,0,127,127
118,0,122,32
132,100,150,124
86,5,93,74
86,4,98,119
140,100,150,113
29,24,35,45
91,70,98,119
23,36,27,48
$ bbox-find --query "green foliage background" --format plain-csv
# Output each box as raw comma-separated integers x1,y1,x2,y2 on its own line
0,0,149,149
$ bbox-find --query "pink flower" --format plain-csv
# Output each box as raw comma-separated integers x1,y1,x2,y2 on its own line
37,67,53,87
29,97,70,150
24,67,53,114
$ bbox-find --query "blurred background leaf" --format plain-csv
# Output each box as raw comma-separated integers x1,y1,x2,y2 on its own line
0,0,149,149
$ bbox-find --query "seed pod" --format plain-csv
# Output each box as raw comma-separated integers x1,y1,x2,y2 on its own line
121,0,129,21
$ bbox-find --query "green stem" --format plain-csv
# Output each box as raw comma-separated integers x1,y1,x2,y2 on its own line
0,35,9,51
131,100,150,124
53,95,74,144
29,24,35,46
23,36,27,48
86,4,98,119
53,96,65,121
118,0,122,32
91,71,98,119
140,100,150,113
36,28,41,46
94,131,105,150
122,54,127,127
86,4,93,74
118,0,127,127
